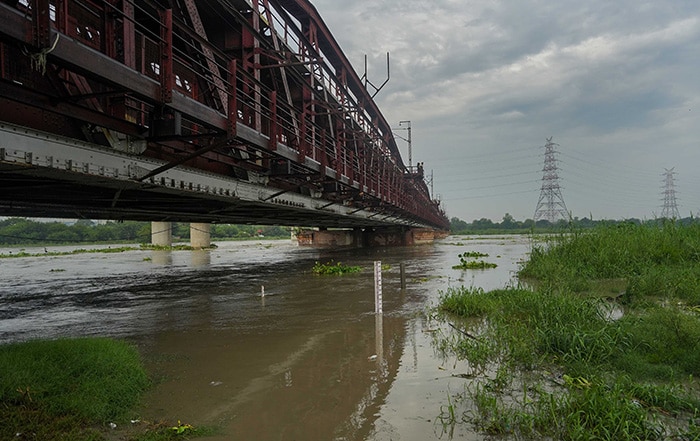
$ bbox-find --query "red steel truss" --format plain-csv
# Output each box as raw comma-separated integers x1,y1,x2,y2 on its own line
0,0,448,230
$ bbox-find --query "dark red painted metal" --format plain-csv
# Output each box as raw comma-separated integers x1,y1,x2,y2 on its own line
160,8,173,104
31,0,51,48
0,0,448,229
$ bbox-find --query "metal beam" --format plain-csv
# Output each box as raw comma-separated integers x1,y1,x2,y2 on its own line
0,121,419,228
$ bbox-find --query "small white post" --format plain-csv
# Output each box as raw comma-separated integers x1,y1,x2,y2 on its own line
374,260,383,315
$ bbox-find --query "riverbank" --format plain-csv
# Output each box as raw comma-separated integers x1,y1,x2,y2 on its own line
0,338,148,440
437,223,700,439
0,337,219,441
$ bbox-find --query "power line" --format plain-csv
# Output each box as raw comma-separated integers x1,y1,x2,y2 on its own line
443,188,539,201
439,168,540,184
440,178,541,194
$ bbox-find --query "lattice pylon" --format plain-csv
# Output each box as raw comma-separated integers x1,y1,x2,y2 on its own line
660,168,680,219
534,137,569,223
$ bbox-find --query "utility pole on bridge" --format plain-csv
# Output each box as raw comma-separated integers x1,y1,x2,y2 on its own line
393,120,412,170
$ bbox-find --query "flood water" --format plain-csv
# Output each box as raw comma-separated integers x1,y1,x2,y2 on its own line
0,235,531,440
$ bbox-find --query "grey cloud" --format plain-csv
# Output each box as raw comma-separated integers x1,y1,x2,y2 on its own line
311,0,700,220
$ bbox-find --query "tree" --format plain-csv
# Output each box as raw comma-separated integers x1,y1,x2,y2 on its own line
450,217,469,233
501,213,516,229
472,218,494,230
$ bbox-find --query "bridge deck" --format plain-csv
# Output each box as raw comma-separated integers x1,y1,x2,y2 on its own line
0,0,448,230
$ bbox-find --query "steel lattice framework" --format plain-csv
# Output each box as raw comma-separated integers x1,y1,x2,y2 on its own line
533,137,569,223
0,0,448,230
660,168,680,219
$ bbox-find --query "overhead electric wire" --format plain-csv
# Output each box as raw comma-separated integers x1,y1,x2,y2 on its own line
442,188,539,201
440,179,541,194
439,169,541,184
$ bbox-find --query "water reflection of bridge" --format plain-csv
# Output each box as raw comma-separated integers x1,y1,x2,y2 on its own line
0,0,448,246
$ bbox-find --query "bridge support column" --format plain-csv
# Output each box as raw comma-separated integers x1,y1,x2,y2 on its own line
363,227,407,247
306,229,361,247
190,223,211,249
295,227,448,247
402,228,448,245
151,221,172,247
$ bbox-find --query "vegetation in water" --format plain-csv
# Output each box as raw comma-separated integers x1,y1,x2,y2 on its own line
452,252,497,270
435,222,700,439
460,251,490,258
312,260,362,275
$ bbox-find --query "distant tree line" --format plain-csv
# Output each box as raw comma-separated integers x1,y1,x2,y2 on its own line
0,218,290,245
3,215,696,244
450,213,699,234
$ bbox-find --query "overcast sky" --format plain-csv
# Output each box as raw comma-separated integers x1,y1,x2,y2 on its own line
310,0,700,222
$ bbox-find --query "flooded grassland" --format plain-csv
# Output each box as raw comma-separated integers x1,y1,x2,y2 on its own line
437,225,700,440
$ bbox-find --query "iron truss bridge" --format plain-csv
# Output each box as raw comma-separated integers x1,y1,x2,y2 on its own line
0,0,448,230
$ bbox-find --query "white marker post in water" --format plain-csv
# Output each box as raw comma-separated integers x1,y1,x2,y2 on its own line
374,261,383,315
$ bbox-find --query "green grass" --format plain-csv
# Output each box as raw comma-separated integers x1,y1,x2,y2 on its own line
520,222,700,301
0,338,150,440
0,338,219,440
436,223,700,439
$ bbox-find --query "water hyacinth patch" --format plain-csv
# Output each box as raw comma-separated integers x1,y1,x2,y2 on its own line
452,252,498,270
312,260,362,275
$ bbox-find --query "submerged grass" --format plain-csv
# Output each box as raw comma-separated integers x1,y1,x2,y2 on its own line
437,223,700,439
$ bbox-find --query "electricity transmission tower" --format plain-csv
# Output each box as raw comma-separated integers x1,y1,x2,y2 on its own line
534,137,569,223
660,168,680,219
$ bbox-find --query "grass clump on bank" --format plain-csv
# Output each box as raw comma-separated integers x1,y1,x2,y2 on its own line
0,338,149,440
312,261,362,275
436,223,700,439
0,338,220,441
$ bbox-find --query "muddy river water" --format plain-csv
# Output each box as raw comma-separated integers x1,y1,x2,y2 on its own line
0,235,531,440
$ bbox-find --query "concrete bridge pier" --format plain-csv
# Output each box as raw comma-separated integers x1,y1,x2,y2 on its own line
190,223,211,249
296,227,447,247
151,221,172,246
